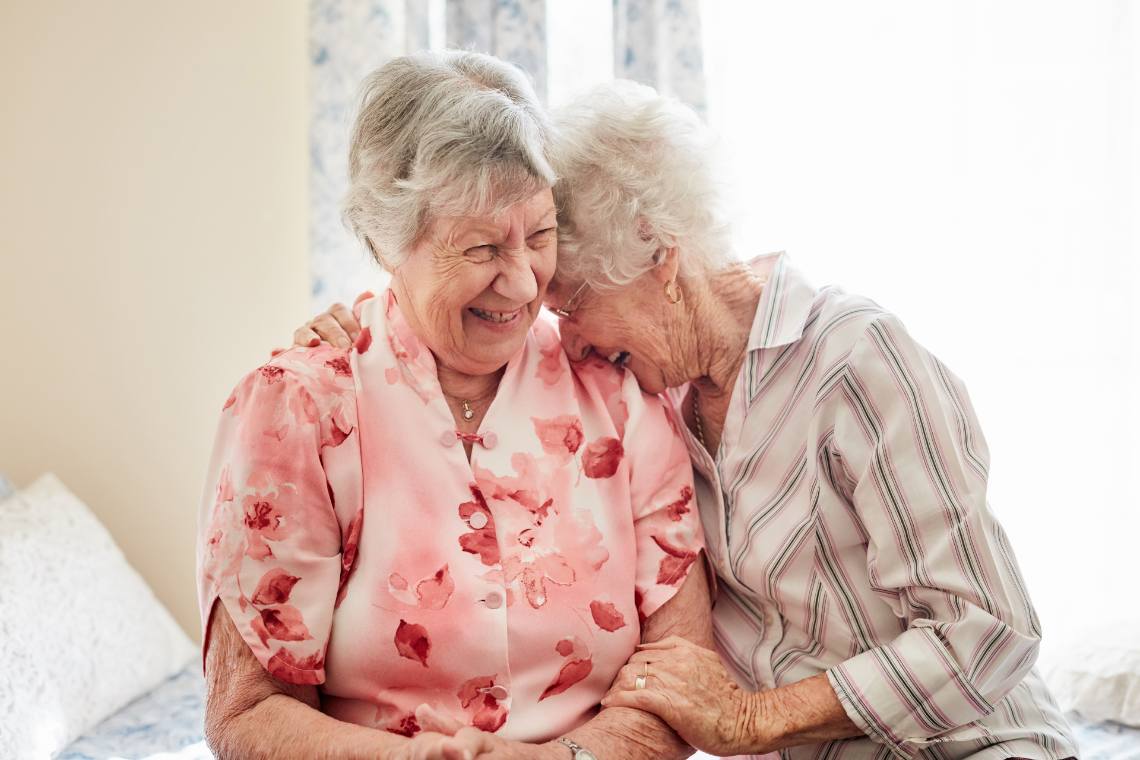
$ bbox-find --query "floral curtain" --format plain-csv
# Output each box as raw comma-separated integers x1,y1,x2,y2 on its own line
309,0,706,308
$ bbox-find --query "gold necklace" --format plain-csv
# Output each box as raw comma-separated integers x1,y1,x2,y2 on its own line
461,399,475,421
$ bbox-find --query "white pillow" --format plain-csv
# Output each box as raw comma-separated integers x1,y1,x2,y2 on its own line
1044,619,1140,727
0,474,196,759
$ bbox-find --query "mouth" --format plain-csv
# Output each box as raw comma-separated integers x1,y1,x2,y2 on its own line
606,351,631,369
469,306,523,325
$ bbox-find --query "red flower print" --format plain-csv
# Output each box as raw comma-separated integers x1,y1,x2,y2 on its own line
664,485,694,521
242,495,285,560
582,437,624,479
532,415,584,458
259,365,285,384
251,605,312,646
589,600,627,632
652,535,699,585
501,552,575,609
415,564,455,610
266,648,323,685
395,619,431,667
457,675,507,732
324,356,352,377
458,486,500,566
387,713,421,737
536,328,565,386
354,326,372,354
555,638,575,656
251,568,300,606
215,466,234,505
336,507,363,607
539,658,593,701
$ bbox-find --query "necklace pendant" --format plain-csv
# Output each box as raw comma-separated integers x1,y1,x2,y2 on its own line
462,400,475,420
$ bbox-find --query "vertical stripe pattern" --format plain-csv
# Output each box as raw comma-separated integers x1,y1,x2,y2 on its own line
676,253,1077,760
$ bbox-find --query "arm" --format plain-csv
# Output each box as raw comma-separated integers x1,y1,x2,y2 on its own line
553,558,713,760
608,315,1042,757
819,315,1042,755
205,602,493,760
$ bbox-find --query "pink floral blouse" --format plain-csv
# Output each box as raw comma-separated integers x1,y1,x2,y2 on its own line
196,291,704,741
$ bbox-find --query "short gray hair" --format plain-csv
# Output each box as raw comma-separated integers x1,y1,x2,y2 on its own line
343,50,556,269
550,80,733,289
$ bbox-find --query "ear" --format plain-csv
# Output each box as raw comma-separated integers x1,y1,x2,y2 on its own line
651,246,681,284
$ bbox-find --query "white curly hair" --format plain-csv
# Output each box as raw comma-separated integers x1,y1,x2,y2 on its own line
342,50,557,269
549,79,733,290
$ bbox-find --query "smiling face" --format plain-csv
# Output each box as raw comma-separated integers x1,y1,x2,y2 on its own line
391,188,558,377
546,267,688,395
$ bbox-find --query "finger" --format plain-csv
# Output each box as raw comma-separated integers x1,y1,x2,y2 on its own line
601,687,671,719
636,635,691,651
270,347,287,358
353,290,375,306
329,302,356,332
292,326,321,348
308,313,351,348
454,727,497,754
415,703,467,736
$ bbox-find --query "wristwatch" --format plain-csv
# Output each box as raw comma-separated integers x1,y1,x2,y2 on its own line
558,737,598,760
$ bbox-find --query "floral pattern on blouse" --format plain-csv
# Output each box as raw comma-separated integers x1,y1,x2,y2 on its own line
197,291,704,742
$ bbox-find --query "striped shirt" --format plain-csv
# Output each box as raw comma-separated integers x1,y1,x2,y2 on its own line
668,253,1077,760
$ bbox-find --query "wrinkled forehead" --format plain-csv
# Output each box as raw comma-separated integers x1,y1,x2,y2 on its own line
433,185,556,240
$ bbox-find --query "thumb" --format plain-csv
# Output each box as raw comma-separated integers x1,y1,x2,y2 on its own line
414,702,467,736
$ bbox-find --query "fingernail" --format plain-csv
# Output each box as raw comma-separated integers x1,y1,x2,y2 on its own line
308,338,319,347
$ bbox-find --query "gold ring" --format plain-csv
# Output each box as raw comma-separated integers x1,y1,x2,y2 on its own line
634,675,647,690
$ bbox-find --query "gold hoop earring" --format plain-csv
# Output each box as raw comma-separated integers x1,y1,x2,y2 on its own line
664,280,682,304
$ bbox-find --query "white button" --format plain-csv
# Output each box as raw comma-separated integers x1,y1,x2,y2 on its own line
468,511,489,529
483,590,504,609
481,431,498,449
487,685,509,700
440,430,458,447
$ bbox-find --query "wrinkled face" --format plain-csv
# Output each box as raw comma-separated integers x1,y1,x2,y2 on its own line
392,188,558,377
545,272,684,395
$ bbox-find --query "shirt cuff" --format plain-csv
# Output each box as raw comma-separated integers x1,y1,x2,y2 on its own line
826,627,995,759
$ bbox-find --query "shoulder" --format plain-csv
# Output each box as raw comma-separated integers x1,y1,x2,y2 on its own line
221,345,357,427
793,286,905,363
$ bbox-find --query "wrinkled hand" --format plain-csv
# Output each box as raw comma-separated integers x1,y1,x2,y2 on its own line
601,635,768,756
404,704,558,760
274,291,371,356
388,704,500,759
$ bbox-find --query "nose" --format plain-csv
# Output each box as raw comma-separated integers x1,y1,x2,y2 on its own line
492,249,538,305
559,320,593,361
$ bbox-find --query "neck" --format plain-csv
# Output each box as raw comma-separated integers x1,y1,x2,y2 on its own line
437,363,503,404
683,262,765,399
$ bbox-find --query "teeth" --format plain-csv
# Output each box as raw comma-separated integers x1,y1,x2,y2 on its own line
471,307,519,324
607,351,623,363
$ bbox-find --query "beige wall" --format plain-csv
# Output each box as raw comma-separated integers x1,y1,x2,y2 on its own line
0,1,310,639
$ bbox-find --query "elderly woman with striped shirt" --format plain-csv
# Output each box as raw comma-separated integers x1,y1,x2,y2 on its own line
299,79,1077,759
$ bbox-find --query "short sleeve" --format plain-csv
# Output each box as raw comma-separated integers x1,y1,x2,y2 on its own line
197,360,345,686
620,375,705,620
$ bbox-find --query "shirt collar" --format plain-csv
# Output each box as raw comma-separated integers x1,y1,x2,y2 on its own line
746,252,817,352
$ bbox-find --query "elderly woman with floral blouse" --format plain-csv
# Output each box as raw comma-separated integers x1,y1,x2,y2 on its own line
198,52,711,760
302,79,1079,759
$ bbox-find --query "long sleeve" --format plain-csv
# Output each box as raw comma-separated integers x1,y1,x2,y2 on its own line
825,314,1042,756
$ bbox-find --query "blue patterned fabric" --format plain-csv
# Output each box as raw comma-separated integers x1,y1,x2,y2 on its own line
56,662,211,759
0,472,13,499
310,0,421,309
445,0,547,101
613,0,706,116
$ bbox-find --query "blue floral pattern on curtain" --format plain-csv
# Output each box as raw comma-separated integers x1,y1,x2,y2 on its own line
309,0,705,308
613,0,706,116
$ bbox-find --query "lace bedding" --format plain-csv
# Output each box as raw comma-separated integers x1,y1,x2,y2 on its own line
57,662,1139,760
